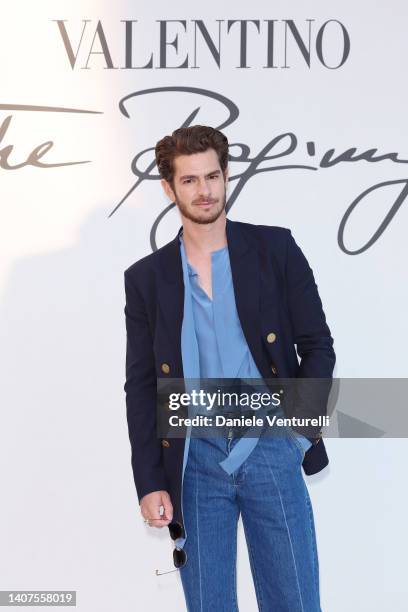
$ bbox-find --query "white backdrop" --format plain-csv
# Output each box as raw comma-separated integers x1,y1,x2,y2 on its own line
1,1,407,610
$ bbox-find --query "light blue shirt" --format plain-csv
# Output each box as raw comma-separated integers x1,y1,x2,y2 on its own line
182,239,271,473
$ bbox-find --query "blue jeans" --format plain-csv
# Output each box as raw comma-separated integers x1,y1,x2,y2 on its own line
179,432,321,611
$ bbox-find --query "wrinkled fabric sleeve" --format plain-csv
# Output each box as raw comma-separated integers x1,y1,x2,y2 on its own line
124,270,168,502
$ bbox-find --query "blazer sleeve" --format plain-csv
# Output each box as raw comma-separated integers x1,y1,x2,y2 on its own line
285,230,336,377
284,230,336,438
124,269,168,502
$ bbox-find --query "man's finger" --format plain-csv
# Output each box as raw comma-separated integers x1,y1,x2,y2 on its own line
161,495,173,522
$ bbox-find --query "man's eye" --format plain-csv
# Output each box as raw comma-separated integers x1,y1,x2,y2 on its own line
182,175,218,184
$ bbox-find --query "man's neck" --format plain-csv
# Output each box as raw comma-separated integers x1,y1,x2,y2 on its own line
181,213,227,255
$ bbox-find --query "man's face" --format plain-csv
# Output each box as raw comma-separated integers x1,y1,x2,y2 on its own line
161,148,228,225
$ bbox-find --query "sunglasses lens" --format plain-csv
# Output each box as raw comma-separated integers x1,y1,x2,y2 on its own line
173,548,187,569
168,522,184,540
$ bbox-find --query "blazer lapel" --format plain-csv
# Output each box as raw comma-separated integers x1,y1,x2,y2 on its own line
156,228,185,377
226,219,264,373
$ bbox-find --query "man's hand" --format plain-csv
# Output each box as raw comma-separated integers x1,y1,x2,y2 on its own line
140,490,173,528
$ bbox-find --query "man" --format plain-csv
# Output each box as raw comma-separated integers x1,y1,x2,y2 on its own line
124,125,335,611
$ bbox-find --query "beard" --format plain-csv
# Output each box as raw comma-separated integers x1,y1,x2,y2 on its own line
174,190,227,225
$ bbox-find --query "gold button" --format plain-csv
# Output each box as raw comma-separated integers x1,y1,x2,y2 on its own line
266,332,276,343
161,439,170,448
161,363,170,374
271,365,278,375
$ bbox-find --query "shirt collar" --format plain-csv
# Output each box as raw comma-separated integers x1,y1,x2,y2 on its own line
179,232,197,277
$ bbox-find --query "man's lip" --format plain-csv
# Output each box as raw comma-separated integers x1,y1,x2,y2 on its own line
196,200,213,205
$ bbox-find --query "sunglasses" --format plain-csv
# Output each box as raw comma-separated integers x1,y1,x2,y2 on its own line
144,519,187,575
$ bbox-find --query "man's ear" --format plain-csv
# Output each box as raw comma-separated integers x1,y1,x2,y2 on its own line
161,178,175,201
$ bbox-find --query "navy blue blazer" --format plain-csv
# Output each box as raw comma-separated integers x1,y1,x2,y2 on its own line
123,218,336,540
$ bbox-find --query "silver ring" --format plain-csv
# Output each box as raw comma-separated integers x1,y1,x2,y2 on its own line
144,518,150,525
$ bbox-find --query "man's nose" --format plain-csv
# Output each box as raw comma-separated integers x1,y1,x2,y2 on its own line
197,178,211,196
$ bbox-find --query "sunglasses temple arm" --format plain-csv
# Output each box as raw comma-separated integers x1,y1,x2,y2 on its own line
155,567,180,575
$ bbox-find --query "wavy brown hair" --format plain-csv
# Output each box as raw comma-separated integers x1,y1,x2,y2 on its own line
155,125,229,189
